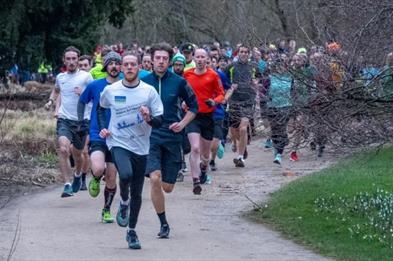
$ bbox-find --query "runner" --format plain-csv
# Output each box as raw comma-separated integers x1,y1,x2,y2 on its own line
142,42,197,238
77,51,121,223
265,53,293,164
184,48,225,194
208,56,230,171
181,42,196,71
226,45,260,167
97,52,163,249
288,53,313,162
46,46,93,197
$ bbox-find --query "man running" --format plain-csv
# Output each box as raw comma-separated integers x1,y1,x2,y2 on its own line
184,48,225,194
142,42,197,238
98,52,163,249
77,51,121,223
47,46,93,197
226,45,260,167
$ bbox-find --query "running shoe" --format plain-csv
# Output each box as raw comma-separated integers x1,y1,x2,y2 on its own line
206,175,212,184
217,143,225,159
290,151,299,162
193,180,202,195
116,203,129,227
243,148,248,160
233,158,245,167
157,224,170,239
176,171,184,182
264,139,273,149
126,230,141,249
61,184,73,198
273,153,282,164
71,175,81,193
80,180,87,191
199,163,208,184
209,160,217,171
88,176,100,198
102,209,114,223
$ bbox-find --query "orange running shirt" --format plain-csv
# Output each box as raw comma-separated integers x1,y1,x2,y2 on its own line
184,68,225,113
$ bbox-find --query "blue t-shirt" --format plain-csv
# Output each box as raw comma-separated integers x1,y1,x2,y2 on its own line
79,78,112,142
139,69,151,79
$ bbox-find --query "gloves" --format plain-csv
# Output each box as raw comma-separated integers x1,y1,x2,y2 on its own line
205,99,216,108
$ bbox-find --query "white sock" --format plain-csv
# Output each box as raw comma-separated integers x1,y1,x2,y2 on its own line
121,199,130,206
127,227,135,232
74,171,82,177
237,155,244,160
65,182,71,186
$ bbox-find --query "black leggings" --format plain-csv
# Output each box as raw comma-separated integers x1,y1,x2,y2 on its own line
267,107,291,154
111,147,146,229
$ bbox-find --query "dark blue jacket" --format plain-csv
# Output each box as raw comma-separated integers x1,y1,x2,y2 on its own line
213,70,230,121
142,70,198,143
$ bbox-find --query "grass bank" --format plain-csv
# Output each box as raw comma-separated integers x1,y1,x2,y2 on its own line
249,147,393,261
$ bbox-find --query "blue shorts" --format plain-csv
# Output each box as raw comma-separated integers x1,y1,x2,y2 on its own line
145,140,182,184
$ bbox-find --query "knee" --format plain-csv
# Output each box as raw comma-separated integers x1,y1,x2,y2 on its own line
118,172,131,183
162,184,174,193
92,166,105,176
105,171,117,186
58,146,70,157
150,172,161,186
82,149,89,157
239,126,248,134
191,146,200,155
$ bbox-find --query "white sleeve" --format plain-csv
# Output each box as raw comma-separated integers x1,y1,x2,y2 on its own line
99,88,111,108
148,88,164,117
86,73,94,85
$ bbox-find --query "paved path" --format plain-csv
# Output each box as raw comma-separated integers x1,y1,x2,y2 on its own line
0,140,335,261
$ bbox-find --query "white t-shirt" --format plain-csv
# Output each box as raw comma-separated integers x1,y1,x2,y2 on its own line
100,80,164,155
56,69,93,120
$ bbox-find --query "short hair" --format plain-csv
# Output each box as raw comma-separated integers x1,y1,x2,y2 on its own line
210,46,219,52
79,55,92,63
150,42,174,61
122,51,141,64
218,56,228,63
63,46,80,57
238,44,250,52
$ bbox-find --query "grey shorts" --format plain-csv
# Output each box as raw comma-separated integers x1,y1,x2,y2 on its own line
56,118,88,150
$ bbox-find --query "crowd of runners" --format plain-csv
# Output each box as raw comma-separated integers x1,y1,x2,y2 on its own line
44,39,393,249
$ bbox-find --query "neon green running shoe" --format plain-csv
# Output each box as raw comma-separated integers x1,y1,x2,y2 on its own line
102,209,114,223
89,177,100,198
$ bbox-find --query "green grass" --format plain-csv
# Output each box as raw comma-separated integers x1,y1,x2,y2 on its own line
36,151,58,167
249,147,393,261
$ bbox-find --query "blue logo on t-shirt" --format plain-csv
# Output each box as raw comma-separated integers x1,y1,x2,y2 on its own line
115,96,126,103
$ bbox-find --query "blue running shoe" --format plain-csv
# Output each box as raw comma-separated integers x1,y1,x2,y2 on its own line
116,203,129,227
71,175,82,193
264,138,273,149
61,184,73,198
126,230,141,249
157,224,170,239
273,153,282,165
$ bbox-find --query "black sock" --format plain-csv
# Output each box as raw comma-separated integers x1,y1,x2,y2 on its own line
81,173,87,182
104,186,117,210
157,212,168,226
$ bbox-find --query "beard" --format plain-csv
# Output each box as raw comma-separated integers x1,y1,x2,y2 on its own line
109,69,120,78
124,72,138,83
